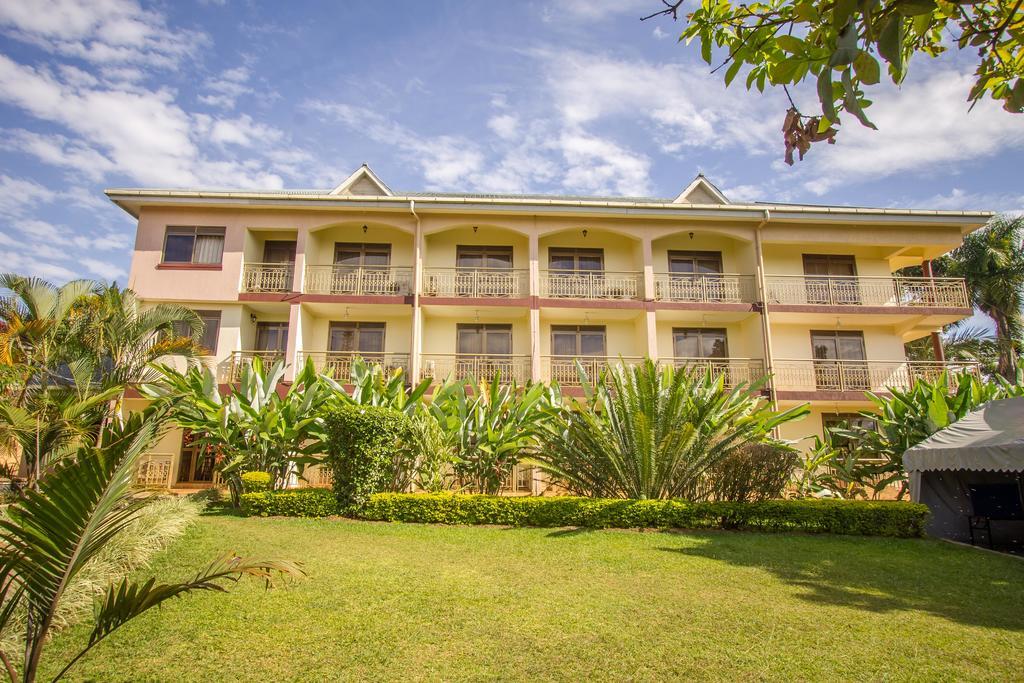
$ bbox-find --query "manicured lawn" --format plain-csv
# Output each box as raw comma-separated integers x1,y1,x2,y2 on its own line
44,512,1024,682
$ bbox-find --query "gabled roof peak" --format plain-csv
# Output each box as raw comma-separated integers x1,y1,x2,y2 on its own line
329,164,393,197
674,174,729,204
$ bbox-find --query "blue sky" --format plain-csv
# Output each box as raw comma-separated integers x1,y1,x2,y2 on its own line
0,0,1022,284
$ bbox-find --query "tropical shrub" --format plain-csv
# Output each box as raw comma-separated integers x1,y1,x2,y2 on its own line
240,489,338,518
407,412,455,493
142,357,334,504
530,360,808,499
358,493,929,538
324,404,413,510
0,407,301,682
327,357,432,415
831,371,1024,498
697,442,799,502
429,375,555,494
240,471,272,493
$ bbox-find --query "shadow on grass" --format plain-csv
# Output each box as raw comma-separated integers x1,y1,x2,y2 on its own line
543,527,601,538
657,532,1024,631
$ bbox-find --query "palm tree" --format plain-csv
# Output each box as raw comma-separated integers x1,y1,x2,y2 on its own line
904,324,1002,377
0,406,301,682
529,360,808,499
933,214,1024,379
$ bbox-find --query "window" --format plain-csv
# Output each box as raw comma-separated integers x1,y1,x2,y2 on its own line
456,245,513,270
803,254,859,304
255,322,289,352
672,328,728,359
457,324,512,355
810,330,868,390
328,322,385,354
177,430,215,484
668,250,723,274
162,226,225,265
551,325,606,356
168,310,220,354
334,243,391,268
548,248,604,272
822,413,879,449
262,240,296,263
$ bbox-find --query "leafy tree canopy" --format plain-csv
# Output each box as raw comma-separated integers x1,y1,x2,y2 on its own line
645,0,1024,162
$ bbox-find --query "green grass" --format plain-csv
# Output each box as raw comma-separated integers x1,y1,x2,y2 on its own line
43,512,1024,682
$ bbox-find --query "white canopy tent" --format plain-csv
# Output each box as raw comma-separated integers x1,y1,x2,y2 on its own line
904,397,1024,544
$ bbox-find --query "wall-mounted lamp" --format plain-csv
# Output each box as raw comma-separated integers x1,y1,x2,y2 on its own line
250,314,257,324
584,311,591,324
473,225,478,233
688,232,695,240
362,224,368,234
582,229,588,238
344,307,350,320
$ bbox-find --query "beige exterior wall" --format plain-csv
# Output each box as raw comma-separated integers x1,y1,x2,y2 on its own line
120,187,986,471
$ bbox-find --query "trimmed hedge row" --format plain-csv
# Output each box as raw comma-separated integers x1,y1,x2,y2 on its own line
359,494,930,538
238,491,930,537
240,489,337,518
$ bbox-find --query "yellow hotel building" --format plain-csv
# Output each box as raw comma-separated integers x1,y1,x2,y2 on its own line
110,165,990,489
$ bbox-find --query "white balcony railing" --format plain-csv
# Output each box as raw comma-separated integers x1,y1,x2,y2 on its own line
653,274,756,303
421,353,531,383
304,265,413,296
221,350,286,381
764,275,969,308
658,358,766,388
422,268,529,298
135,453,174,488
539,270,641,300
541,355,643,385
297,351,409,379
242,262,294,293
773,359,981,393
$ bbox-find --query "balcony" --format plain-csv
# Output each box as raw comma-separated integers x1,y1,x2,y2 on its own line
221,350,286,381
242,262,294,293
773,359,981,393
421,353,531,383
658,358,766,388
539,270,641,300
765,275,969,308
305,265,413,296
653,274,756,304
422,268,529,299
541,355,643,385
297,351,409,379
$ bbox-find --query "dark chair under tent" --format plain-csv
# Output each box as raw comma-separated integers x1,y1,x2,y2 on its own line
967,482,1024,548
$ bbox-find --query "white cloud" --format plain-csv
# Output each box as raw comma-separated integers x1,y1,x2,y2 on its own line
906,188,1024,213
0,174,56,214
1,128,116,182
199,66,253,109
79,256,126,280
0,0,207,69
542,0,650,22
487,114,519,140
800,70,1024,195
557,130,651,196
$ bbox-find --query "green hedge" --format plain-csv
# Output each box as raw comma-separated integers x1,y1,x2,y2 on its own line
240,471,272,493
240,489,337,518
358,494,929,538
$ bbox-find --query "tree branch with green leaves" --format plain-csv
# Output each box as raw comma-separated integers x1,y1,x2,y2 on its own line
645,0,1024,162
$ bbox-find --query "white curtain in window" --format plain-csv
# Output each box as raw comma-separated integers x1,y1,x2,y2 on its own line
193,234,224,264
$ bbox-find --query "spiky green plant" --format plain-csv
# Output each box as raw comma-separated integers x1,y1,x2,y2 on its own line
430,375,556,494
0,407,301,682
327,357,432,416
529,360,808,499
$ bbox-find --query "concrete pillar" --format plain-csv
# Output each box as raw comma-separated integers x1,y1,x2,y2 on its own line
291,228,307,292
645,309,658,360
530,307,541,382
283,302,302,382
641,234,655,301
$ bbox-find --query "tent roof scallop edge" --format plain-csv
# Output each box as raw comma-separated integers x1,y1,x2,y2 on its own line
903,397,1024,474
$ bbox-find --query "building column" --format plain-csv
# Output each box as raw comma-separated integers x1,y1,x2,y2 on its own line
283,301,302,382
291,228,307,292
645,309,658,360
410,227,424,382
922,259,945,362
641,234,655,302
529,229,541,382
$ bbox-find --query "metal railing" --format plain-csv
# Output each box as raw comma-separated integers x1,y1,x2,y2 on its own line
297,351,409,379
773,359,981,393
653,274,756,303
764,275,969,308
541,355,644,385
421,353,531,383
539,270,641,300
422,268,529,298
134,454,173,488
221,350,286,381
242,262,294,292
658,358,766,388
295,464,333,489
304,265,413,296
